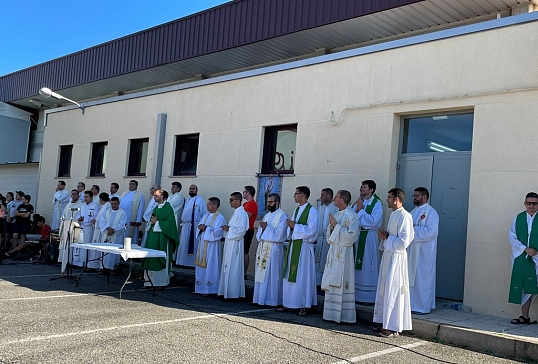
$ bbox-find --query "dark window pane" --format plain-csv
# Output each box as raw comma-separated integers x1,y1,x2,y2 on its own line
58,145,72,177
127,138,149,176
262,125,297,174
402,113,474,154
89,142,108,177
173,134,199,176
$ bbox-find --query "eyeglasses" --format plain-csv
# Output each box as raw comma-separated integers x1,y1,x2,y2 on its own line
526,201,538,206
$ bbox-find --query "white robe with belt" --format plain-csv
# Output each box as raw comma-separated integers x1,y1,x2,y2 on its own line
322,207,359,323
373,207,414,332
407,203,439,314
120,190,145,242
315,202,338,285
194,212,226,294
282,203,319,309
353,196,383,303
99,208,127,269
218,206,248,299
52,189,70,231
253,208,288,306
176,195,207,267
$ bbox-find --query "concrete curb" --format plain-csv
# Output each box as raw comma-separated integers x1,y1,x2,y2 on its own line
164,266,537,361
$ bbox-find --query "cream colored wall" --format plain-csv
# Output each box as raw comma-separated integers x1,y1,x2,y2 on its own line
40,19,538,316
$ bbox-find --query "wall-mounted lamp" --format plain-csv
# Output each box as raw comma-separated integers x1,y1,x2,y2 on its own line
39,87,85,114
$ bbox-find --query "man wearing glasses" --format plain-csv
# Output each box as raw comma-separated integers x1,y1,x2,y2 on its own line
253,193,288,306
76,182,85,201
508,192,538,325
218,192,249,299
280,186,319,316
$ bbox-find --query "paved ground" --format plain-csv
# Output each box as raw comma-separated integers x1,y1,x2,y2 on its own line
0,262,527,363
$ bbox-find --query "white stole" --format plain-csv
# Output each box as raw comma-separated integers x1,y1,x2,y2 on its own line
122,191,141,236
408,204,431,286
255,209,285,283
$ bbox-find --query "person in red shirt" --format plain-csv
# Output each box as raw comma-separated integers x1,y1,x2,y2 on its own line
0,215,51,262
242,185,258,278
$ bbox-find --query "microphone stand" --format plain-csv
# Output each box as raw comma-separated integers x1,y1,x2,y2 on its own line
50,208,79,282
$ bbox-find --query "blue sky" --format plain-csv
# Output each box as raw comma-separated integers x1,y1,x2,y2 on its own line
0,0,230,76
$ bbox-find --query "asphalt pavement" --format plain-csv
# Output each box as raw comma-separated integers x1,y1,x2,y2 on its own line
0,262,527,363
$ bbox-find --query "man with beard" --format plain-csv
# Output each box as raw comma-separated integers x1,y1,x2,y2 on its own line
142,190,179,288
407,187,439,314
176,184,207,267
253,193,288,306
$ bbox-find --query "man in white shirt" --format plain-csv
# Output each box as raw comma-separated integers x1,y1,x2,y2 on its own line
91,185,100,203
76,182,85,202
168,181,185,237
99,197,127,270
176,184,207,267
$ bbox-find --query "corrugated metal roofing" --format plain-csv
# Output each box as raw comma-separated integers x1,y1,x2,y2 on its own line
0,0,531,108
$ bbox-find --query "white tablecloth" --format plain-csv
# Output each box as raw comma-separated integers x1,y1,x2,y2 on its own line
70,243,166,261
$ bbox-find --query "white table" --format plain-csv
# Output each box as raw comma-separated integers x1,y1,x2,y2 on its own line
70,243,166,298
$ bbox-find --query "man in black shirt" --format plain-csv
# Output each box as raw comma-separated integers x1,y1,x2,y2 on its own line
11,195,34,251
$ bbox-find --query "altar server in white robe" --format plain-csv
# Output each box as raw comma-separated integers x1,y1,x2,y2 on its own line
52,180,70,231
176,184,207,267
218,192,249,299
91,185,100,203
194,197,226,295
254,193,288,306
168,181,185,237
99,197,127,270
141,184,159,248
73,191,100,268
76,182,85,201
92,193,110,243
374,188,414,337
58,190,83,271
315,188,338,286
120,180,145,244
322,190,359,323
353,179,383,304
408,187,439,314
280,186,319,316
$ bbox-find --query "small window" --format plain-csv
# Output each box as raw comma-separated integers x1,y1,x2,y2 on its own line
262,125,297,174
402,113,474,154
172,134,199,176
127,138,149,176
58,145,73,177
89,141,108,177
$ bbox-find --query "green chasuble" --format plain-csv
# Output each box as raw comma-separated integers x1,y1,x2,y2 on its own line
355,194,380,270
282,203,312,283
509,211,538,304
141,202,180,272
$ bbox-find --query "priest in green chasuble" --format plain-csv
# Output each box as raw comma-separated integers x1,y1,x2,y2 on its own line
509,192,538,325
142,189,179,287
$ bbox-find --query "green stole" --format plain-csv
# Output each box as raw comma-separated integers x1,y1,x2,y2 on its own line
509,212,538,304
282,203,312,283
355,194,380,270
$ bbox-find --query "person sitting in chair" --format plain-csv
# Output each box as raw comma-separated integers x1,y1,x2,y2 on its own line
0,215,51,262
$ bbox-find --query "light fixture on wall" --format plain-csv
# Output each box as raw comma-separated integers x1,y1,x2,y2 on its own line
428,141,457,152
39,87,85,114
28,99,50,109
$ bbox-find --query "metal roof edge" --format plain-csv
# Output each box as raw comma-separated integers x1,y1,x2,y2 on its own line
44,11,538,117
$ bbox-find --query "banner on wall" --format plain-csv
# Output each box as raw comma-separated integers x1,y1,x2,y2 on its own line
256,175,283,220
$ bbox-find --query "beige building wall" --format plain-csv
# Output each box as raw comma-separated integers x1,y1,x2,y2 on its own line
39,19,538,317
